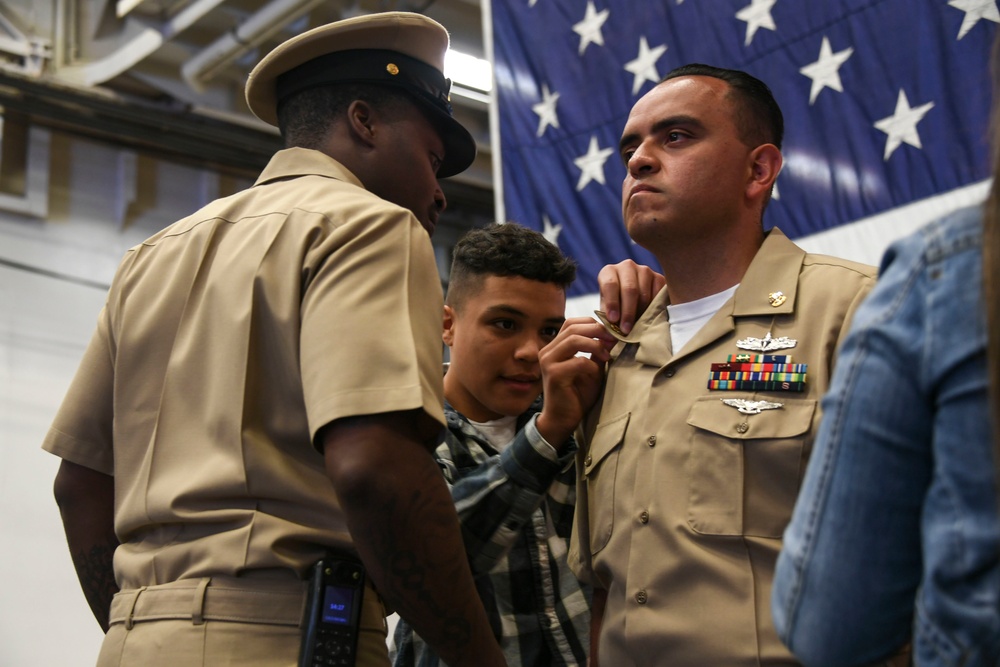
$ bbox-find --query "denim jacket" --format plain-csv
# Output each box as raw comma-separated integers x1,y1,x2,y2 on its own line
773,205,1000,666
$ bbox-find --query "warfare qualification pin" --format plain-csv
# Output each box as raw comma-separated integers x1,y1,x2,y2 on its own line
736,331,797,352
722,398,784,415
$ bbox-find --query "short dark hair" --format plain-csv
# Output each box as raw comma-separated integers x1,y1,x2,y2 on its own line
446,222,577,308
276,83,412,149
662,63,784,150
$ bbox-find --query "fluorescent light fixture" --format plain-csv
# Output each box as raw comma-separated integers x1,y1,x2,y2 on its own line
445,49,493,93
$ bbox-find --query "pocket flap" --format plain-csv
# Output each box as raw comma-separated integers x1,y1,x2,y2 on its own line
584,411,630,475
687,396,816,439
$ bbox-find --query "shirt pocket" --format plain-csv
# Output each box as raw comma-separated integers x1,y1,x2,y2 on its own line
685,396,816,537
582,411,630,555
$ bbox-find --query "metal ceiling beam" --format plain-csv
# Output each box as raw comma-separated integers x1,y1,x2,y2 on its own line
0,67,278,175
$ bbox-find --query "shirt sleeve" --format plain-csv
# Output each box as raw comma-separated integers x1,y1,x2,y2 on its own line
440,413,574,575
772,231,931,667
300,204,445,441
42,305,116,476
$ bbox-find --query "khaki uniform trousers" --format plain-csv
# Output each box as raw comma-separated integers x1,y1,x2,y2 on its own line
98,576,391,667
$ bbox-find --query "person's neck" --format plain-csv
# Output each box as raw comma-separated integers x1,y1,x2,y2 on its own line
656,227,765,305
444,379,501,424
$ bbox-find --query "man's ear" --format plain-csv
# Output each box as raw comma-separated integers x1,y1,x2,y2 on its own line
442,304,456,346
347,99,377,148
746,144,782,201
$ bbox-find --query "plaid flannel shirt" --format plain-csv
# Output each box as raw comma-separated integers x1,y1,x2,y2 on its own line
391,398,590,666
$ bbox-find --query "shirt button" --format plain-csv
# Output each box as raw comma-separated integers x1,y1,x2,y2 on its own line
636,589,647,604
639,510,649,524
736,422,749,434
584,454,592,466
664,369,675,378
647,435,657,447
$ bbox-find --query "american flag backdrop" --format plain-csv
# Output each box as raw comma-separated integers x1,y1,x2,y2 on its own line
485,0,997,299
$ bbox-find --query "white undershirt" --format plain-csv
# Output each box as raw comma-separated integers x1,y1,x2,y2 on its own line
666,284,739,355
468,414,518,452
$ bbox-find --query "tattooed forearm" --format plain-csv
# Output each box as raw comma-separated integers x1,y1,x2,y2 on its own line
53,461,118,633
349,485,484,662
70,536,119,632
323,413,505,666
386,547,472,648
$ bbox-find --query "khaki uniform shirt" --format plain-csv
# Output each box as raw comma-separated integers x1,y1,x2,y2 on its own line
43,147,446,590
569,229,875,666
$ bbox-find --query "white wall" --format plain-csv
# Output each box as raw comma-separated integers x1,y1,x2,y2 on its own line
1,260,107,666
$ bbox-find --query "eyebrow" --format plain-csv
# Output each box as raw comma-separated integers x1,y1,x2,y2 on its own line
618,114,704,154
484,304,527,318
483,304,565,325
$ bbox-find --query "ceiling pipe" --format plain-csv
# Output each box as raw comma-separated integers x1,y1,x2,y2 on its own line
56,0,229,86
182,0,328,92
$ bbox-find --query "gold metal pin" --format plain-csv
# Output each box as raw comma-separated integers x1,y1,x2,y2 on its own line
386,63,400,75
594,310,627,339
768,291,787,307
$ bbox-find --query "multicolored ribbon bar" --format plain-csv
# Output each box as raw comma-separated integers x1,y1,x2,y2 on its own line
707,379,806,392
710,362,808,373
709,371,807,383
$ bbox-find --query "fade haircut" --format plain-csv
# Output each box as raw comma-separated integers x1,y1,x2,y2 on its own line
276,83,413,149
445,222,577,309
662,63,784,150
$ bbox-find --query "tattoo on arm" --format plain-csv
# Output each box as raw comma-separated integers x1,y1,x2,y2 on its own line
362,488,474,655
388,550,472,648
71,536,119,632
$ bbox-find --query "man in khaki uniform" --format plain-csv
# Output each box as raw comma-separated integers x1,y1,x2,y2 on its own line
43,12,504,667
558,64,882,665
